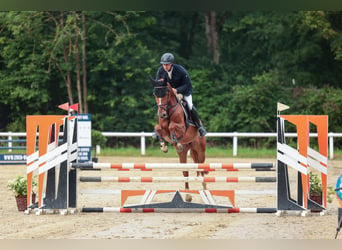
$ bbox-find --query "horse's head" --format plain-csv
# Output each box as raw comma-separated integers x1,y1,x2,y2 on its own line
150,76,174,119
150,77,168,97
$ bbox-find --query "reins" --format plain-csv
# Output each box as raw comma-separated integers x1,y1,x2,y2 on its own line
154,87,180,119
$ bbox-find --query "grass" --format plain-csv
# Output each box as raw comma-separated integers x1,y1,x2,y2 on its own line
93,146,277,158
92,146,342,159
0,150,26,154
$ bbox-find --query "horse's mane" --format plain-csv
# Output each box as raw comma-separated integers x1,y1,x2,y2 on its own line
166,82,176,99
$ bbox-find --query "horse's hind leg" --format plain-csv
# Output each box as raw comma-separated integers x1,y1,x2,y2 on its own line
190,138,207,190
177,145,192,202
191,151,206,190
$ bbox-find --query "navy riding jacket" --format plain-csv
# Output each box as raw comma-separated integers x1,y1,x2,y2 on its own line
156,64,193,96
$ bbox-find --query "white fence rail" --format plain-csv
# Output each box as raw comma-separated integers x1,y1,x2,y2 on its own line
1,131,342,159
102,132,342,159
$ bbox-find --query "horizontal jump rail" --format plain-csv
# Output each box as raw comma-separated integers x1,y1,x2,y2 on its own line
72,162,275,171
81,207,277,213
78,189,277,195
79,176,276,183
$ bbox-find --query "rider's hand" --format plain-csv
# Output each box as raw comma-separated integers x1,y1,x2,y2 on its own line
176,93,183,102
172,88,183,101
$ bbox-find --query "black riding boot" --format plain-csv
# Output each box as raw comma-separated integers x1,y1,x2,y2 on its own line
191,107,207,137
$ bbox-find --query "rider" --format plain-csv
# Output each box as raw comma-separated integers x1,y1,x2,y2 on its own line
154,52,207,137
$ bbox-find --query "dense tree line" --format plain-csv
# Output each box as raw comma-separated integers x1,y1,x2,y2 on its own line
1,11,342,147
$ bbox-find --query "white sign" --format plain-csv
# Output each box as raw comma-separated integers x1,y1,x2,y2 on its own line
77,114,91,162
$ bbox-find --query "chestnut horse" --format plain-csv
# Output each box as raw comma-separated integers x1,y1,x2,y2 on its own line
151,78,207,201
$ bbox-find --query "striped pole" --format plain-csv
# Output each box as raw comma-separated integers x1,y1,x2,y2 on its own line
79,176,276,183
81,207,277,213
78,189,277,195
72,162,275,171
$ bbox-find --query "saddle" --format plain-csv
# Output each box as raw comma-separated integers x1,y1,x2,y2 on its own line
180,100,194,130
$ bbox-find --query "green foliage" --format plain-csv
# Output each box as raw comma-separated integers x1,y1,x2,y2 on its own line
220,11,342,88
7,175,37,196
327,186,335,204
207,70,285,133
290,86,342,132
1,10,342,149
309,172,323,196
0,11,56,131
91,129,107,147
309,172,334,203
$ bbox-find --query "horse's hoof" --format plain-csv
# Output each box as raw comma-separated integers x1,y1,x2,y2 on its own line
185,194,192,202
160,145,168,153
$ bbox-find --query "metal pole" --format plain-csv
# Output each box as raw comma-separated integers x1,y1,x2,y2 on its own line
8,132,12,152
329,133,334,160
141,132,146,156
96,145,101,155
233,132,238,156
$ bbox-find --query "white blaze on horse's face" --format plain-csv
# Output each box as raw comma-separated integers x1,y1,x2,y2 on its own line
156,96,168,119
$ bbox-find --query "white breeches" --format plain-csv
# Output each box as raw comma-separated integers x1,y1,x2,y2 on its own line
184,95,193,110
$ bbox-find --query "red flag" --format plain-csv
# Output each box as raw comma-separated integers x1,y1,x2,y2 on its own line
69,103,79,112
58,102,69,111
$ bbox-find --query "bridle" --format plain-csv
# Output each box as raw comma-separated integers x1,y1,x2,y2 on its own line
154,86,179,119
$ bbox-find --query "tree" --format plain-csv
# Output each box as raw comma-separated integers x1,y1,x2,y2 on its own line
0,11,53,130
2,10,342,138
81,12,88,113
204,11,219,64
59,11,74,105
218,11,342,87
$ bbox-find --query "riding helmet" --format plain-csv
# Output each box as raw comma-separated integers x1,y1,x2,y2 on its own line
160,53,175,64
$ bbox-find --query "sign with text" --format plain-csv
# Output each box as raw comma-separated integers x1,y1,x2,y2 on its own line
77,114,92,162
0,154,26,164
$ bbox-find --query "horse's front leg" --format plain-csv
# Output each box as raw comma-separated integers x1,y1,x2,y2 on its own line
171,132,183,152
160,139,168,153
169,122,185,152
154,124,168,153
